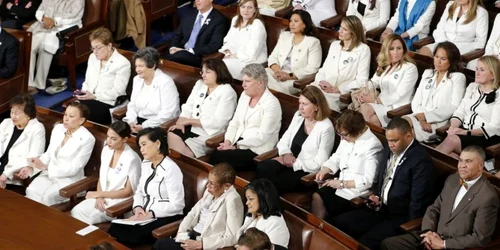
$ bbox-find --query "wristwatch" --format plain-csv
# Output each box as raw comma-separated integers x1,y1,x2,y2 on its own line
340,180,345,189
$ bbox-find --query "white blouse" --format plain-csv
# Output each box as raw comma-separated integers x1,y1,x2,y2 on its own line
219,17,268,64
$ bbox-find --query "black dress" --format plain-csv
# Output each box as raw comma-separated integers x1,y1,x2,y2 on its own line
0,126,23,175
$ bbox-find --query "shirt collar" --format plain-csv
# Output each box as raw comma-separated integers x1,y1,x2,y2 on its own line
198,7,213,22
465,174,482,188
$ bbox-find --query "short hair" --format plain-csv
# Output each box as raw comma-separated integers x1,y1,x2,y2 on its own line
432,42,463,76
241,63,268,86
210,163,236,185
136,127,169,156
10,93,37,119
89,27,113,45
335,109,366,137
340,15,366,51
386,117,412,135
67,101,90,121
109,121,132,139
133,47,161,69
462,145,486,162
244,179,282,219
300,86,331,121
237,227,272,250
289,10,317,37
478,55,500,89
377,34,415,76
235,0,261,28
202,58,233,84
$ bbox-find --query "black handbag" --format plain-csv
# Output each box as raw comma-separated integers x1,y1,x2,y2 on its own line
56,25,80,52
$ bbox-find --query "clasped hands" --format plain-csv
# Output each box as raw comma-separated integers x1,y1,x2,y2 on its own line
318,81,340,94
168,117,192,134
73,90,96,101
42,16,56,29
420,231,445,250
446,126,467,136
414,113,433,133
222,49,237,59
273,153,295,168
217,140,236,151
129,207,153,221
271,67,293,82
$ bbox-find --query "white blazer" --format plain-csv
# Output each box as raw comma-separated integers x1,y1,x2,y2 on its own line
323,128,383,200
451,83,500,139
224,88,282,155
432,2,489,54
236,215,290,248
219,17,268,64
133,157,185,218
372,62,418,110
386,0,436,39
123,69,180,128
98,144,141,207
277,112,335,173
82,49,131,106
267,31,322,79
180,80,237,137
178,186,244,250
292,0,336,26
0,119,45,183
346,0,391,32
485,14,500,58
411,70,466,125
35,124,96,187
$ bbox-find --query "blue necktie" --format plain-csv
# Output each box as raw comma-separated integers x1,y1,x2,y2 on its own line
185,14,203,50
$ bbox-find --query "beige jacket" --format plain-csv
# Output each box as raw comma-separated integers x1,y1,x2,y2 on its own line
123,0,146,49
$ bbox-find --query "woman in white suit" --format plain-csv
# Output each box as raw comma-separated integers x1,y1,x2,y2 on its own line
153,164,244,250
23,102,96,206
266,10,322,95
419,0,489,57
346,0,390,33
256,86,335,194
123,47,180,133
219,0,267,80
168,59,237,158
292,0,337,27
468,13,500,70
312,15,371,111
404,42,466,142
358,34,418,127
312,110,383,219
210,64,282,171
0,94,45,189
74,28,131,125
71,121,141,224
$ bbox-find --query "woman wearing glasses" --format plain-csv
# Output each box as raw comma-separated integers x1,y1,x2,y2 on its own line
74,27,131,125
311,110,383,220
168,59,237,158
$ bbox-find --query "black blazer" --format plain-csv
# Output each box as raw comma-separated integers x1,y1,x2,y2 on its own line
0,0,41,23
0,29,19,78
170,8,228,57
374,140,435,221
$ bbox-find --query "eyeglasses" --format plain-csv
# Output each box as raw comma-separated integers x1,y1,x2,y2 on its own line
90,45,106,52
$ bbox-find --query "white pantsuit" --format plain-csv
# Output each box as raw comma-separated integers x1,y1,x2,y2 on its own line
236,215,290,248
346,0,390,32
368,62,418,127
123,69,180,128
312,41,371,111
276,111,335,173
28,0,84,89
179,80,237,157
292,0,336,27
0,119,45,186
405,70,466,142
266,31,322,95
219,18,267,80
25,124,95,206
468,14,500,70
425,2,489,55
71,144,141,224
386,0,436,39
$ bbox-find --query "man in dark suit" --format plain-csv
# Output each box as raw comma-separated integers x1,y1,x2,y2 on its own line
332,118,435,250
164,0,228,67
0,0,41,30
0,19,19,78
382,145,500,250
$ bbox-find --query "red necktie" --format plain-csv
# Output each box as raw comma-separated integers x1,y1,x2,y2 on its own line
460,179,469,190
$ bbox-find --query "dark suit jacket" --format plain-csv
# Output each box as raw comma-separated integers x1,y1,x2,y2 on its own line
169,7,228,57
0,0,41,23
422,173,500,249
374,140,435,221
0,29,19,78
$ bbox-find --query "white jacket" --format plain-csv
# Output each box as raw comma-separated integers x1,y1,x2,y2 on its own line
236,215,290,248
346,0,391,32
219,17,268,64
386,0,436,39
372,62,418,110
485,14,500,58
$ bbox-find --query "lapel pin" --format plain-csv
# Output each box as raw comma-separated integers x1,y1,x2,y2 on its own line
428,79,432,83
200,93,205,98
394,74,399,79
425,83,432,90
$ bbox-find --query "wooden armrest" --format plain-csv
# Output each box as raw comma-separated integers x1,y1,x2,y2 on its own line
486,144,500,158
159,118,179,131
205,133,225,148
339,92,352,104
387,104,412,119
62,97,77,109
105,197,133,218
23,20,36,31
413,37,434,51
461,49,485,63
203,52,225,60
253,148,278,163
275,5,293,18
366,27,385,40
300,172,317,186
293,74,316,90
320,15,343,29
59,175,99,198
400,218,423,232
435,123,450,137
112,106,127,121
152,220,182,239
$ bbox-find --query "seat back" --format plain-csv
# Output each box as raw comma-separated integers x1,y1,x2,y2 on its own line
317,28,338,64
335,0,349,18
83,0,106,26
261,15,290,57
283,211,314,250
271,90,300,138
171,156,209,214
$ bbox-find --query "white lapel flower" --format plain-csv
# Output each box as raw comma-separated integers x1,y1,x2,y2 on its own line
205,18,211,25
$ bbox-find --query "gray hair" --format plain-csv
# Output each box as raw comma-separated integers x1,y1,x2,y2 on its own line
241,63,268,86
133,46,160,69
462,145,486,161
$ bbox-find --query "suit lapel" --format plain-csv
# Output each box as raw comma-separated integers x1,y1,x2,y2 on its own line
446,176,485,223
197,10,215,38
279,33,294,66
377,148,391,194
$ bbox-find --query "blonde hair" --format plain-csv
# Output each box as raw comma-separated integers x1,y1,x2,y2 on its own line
340,15,366,51
234,0,260,28
447,0,483,24
478,55,500,89
376,34,415,76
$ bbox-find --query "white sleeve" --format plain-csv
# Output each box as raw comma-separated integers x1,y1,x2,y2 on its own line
237,21,267,64
406,1,436,39
338,45,371,94
142,80,180,128
54,0,84,27
94,59,131,103
485,14,500,56
425,73,466,123
379,64,418,106
293,123,335,173
48,134,95,178
148,164,185,218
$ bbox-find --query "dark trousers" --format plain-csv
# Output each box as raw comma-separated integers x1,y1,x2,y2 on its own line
209,149,257,171
332,207,407,250
255,159,307,194
381,231,425,250
163,50,202,68
153,231,201,250
108,215,183,246
79,99,113,125
2,19,26,30
315,187,353,220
